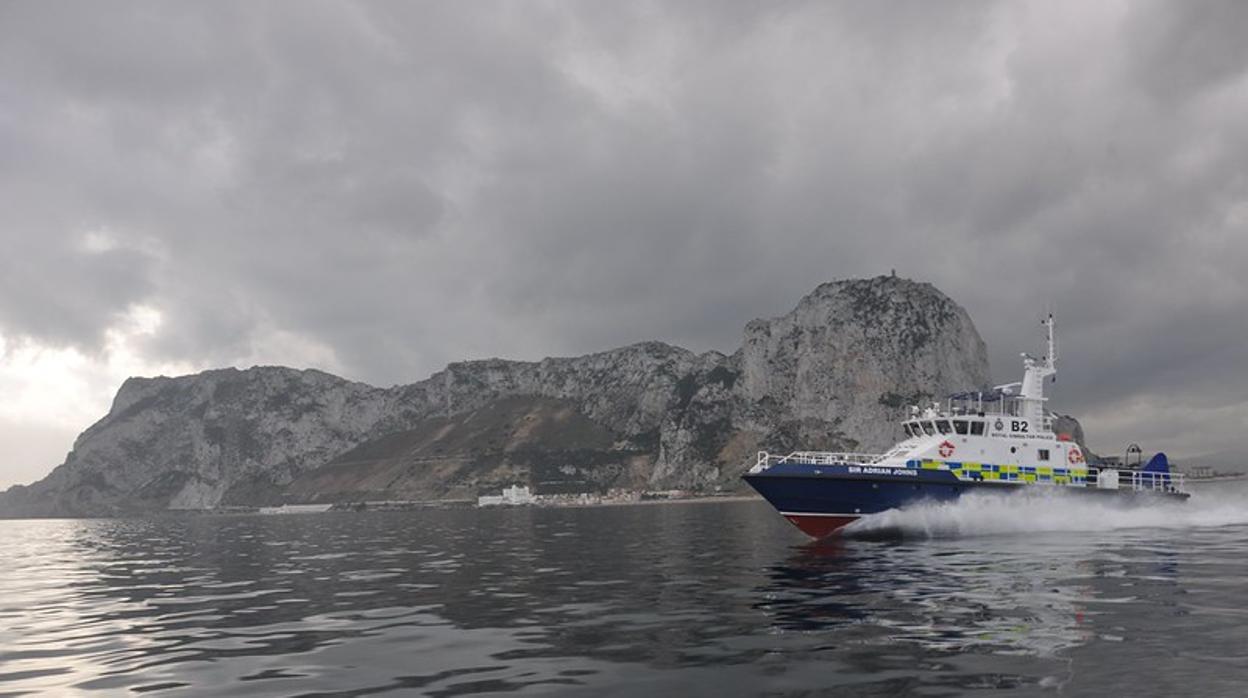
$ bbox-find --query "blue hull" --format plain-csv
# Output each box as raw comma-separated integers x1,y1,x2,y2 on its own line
742,461,1187,538
743,462,973,537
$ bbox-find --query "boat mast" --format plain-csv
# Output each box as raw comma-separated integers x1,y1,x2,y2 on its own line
1018,314,1056,428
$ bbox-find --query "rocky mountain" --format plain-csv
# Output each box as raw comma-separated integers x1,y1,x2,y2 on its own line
285,395,655,504
0,276,993,517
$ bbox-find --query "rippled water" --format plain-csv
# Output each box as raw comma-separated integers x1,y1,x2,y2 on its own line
4,484,1248,696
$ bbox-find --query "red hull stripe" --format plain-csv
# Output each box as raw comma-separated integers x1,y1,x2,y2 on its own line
780,512,861,538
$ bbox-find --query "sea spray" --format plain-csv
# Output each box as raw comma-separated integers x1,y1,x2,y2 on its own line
843,483,1248,539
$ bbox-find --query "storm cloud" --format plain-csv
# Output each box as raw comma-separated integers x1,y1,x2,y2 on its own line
2,0,1248,484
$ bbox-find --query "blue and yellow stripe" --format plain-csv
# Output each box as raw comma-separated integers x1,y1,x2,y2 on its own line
908,459,1088,485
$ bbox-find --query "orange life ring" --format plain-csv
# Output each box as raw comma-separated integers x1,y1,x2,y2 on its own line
1068,447,1084,465
939,440,955,458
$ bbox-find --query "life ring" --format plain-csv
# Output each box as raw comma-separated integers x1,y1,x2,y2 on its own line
939,440,955,458
1068,447,1084,465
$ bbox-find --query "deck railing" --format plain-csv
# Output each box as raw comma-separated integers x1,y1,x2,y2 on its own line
750,450,886,473
1086,466,1185,493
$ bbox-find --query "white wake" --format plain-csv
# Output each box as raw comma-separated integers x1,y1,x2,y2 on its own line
843,483,1248,539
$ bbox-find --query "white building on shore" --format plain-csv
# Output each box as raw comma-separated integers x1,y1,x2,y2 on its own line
477,485,536,507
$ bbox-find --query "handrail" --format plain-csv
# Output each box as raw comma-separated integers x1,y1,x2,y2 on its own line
782,451,888,464
750,450,887,473
1086,466,1185,493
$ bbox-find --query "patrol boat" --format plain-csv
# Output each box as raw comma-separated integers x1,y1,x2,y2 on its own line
743,315,1187,538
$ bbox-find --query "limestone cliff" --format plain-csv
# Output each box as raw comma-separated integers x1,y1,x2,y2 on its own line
0,276,993,516
0,368,419,516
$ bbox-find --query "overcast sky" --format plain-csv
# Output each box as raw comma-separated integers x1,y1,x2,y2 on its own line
3,1,1248,488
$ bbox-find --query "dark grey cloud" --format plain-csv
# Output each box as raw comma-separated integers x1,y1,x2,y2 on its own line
2,1,1248,461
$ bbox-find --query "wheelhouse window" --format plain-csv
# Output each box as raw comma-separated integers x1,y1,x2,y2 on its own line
1038,449,1051,461
922,421,936,436
970,420,985,436
936,420,952,434
903,423,916,438
953,420,969,435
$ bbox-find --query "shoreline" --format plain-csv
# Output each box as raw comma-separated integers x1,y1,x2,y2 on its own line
0,493,767,521
536,494,763,509
1186,474,1248,483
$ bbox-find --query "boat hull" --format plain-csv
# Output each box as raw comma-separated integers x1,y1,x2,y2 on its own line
744,463,1187,538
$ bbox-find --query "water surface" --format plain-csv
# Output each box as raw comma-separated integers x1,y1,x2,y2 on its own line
4,486,1248,695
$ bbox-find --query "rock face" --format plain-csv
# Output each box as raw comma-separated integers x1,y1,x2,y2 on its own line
285,395,654,504
736,278,990,454
0,276,993,517
0,368,417,516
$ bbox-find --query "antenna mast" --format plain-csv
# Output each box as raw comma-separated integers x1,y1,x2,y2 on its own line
1018,314,1057,429
1046,312,1056,370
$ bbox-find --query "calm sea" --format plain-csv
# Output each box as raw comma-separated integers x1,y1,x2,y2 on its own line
4,484,1248,696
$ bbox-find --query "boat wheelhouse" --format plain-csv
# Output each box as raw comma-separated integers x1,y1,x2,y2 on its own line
743,315,1186,538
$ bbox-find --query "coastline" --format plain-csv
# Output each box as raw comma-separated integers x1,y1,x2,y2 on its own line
1186,474,1248,483
544,493,763,509
0,493,766,520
